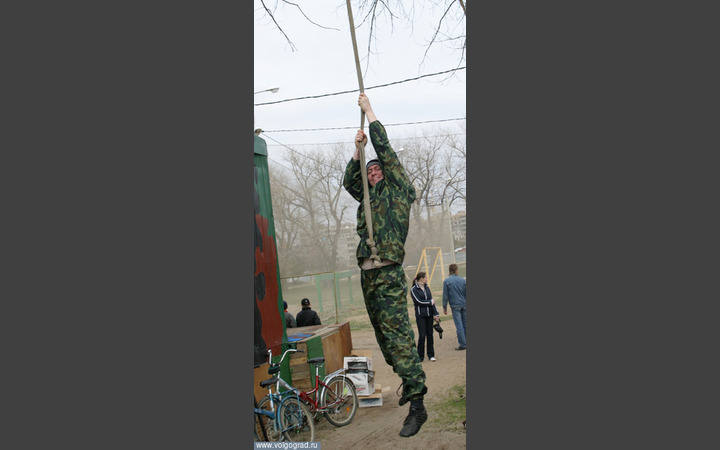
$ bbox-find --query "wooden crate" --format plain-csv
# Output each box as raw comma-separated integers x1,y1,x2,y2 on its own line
288,322,353,389
328,322,353,366
289,334,324,389
255,322,354,397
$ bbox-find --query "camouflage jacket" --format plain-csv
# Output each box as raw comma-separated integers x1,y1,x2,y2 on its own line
343,121,416,267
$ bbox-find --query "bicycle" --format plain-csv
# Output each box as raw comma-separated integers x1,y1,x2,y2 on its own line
299,356,358,427
253,395,268,442
254,349,316,442
265,347,358,427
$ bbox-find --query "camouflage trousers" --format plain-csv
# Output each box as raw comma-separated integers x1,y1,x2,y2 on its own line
361,263,427,401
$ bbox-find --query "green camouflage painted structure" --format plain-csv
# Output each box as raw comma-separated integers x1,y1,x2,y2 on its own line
254,134,288,367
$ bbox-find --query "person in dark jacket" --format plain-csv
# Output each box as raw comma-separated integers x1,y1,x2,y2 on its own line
295,298,321,327
283,301,296,329
411,272,440,362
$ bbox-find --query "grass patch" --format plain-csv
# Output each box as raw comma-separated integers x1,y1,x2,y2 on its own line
427,383,466,431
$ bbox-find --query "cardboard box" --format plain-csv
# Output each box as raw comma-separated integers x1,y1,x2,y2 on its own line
344,350,373,372
358,384,383,407
344,358,371,371
347,370,375,396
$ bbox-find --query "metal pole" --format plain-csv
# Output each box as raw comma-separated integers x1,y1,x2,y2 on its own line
333,274,339,324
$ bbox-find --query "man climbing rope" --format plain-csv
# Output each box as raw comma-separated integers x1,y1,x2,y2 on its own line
343,93,427,438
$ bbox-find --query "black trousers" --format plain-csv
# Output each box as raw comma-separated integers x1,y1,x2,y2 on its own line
415,316,435,360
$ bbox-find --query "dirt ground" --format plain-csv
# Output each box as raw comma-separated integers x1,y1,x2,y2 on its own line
311,311,467,450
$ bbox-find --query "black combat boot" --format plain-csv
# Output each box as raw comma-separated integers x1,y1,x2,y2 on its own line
399,399,428,437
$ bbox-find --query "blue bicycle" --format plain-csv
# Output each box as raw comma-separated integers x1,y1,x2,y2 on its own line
254,348,316,442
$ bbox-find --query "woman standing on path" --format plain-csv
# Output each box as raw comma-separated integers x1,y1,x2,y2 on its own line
410,272,440,362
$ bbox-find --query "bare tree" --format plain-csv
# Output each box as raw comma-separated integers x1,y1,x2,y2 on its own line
256,0,466,68
268,126,464,277
311,144,357,270
281,149,325,273
353,0,466,71
256,0,340,51
271,145,357,275
395,126,465,266
401,133,445,238
441,122,466,205
417,0,466,68
268,164,309,276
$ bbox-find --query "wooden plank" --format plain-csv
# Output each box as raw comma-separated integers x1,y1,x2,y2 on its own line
321,330,344,375
290,365,310,380
358,395,383,407
358,383,383,406
291,324,325,335
312,326,338,340
333,322,353,357
293,378,313,391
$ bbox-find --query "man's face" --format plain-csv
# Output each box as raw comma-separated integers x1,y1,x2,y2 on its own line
367,164,384,187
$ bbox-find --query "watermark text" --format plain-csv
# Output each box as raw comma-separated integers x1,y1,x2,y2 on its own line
254,442,320,450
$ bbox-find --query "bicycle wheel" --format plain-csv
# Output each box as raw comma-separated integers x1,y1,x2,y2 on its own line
279,397,315,442
319,376,358,427
256,396,282,441
254,397,268,441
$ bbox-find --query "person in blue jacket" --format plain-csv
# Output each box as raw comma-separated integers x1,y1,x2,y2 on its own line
411,272,440,362
442,264,467,350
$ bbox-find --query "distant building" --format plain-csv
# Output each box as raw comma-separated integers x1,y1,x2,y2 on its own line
451,211,466,243
335,223,359,269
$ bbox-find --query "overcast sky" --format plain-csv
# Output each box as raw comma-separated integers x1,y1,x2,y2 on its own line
254,1,466,160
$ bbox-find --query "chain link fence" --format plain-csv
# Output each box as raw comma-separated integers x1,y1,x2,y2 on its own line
280,258,466,329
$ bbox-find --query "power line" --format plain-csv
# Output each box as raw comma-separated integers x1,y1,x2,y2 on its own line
261,134,339,174
264,132,466,147
260,133,466,203
263,117,465,133
266,155,294,171
254,67,465,107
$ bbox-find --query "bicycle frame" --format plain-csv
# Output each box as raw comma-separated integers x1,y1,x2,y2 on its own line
261,345,357,431
270,347,350,413
255,383,300,440
298,365,351,413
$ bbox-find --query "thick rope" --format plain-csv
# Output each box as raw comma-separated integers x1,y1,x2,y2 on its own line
346,0,381,268
346,0,365,130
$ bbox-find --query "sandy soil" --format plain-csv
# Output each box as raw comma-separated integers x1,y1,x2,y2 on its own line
311,311,467,450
